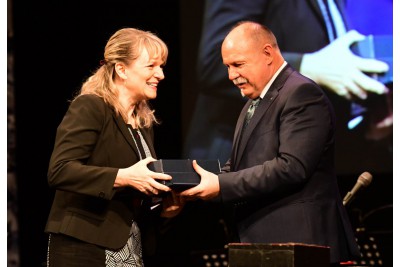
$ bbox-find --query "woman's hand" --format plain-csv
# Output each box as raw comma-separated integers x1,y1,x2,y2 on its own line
160,191,185,218
115,157,172,196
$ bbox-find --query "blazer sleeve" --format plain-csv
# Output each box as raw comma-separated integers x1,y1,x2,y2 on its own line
47,95,118,200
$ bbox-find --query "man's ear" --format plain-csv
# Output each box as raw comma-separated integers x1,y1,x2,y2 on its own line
263,44,274,64
115,63,128,79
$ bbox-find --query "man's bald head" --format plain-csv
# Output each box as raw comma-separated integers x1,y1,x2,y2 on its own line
222,21,279,52
220,21,285,99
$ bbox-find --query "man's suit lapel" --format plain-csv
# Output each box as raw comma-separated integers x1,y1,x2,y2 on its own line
233,91,278,169
231,101,252,165
233,65,294,170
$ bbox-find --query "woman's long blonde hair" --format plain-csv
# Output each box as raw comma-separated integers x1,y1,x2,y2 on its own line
76,28,168,128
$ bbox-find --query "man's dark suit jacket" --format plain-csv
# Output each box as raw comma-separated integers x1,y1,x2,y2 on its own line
218,65,360,263
45,94,156,250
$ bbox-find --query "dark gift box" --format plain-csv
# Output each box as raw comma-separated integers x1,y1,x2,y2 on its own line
149,159,221,190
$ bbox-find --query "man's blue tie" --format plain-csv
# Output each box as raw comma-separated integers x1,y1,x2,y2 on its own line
244,97,261,128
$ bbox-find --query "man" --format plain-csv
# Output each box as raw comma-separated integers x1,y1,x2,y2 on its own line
181,21,360,266
183,0,391,174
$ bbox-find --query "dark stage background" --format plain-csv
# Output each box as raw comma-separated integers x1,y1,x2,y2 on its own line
8,0,393,266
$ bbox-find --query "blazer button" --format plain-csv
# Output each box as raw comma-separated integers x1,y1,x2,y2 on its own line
98,192,105,198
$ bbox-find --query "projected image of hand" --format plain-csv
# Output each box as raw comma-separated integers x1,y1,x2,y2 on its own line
300,30,389,101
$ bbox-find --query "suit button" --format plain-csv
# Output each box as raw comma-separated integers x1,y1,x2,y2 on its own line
99,192,105,198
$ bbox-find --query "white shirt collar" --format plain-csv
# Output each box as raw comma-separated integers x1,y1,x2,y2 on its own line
259,61,287,99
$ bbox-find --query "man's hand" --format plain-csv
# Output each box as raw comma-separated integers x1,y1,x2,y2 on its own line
179,160,220,200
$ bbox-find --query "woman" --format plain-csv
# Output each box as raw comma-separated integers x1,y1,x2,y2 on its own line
45,28,182,266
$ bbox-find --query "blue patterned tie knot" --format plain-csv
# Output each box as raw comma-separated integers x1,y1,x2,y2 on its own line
245,97,261,126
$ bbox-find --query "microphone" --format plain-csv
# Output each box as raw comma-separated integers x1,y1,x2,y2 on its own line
342,172,373,206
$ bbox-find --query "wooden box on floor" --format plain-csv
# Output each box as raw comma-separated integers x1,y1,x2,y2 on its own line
228,242,330,267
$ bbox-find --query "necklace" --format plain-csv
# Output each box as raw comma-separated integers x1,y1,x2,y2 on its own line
128,127,143,160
